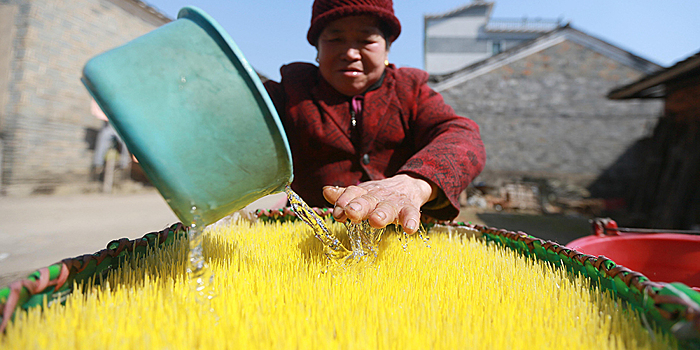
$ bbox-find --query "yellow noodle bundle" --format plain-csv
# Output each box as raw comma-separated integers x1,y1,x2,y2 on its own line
1,219,677,349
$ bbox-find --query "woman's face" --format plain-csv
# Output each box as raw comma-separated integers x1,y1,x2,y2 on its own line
317,15,388,96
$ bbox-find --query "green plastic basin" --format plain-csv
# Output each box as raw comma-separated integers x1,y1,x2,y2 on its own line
82,7,293,225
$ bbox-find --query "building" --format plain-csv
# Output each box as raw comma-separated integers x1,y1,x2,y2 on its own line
429,25,663,203
424,1,562,75
0,0,170,195
608,51,700,229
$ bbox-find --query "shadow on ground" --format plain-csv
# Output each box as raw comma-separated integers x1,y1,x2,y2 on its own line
476,212,592,245
455,207,594,245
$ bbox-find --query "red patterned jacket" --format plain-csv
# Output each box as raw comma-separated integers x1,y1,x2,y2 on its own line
264,63,485,220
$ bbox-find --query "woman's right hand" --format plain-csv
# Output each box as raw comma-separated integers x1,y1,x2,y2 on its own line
322,174,436,234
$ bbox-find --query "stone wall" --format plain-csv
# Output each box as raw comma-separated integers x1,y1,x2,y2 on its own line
1,0,168,195
438,40,663,198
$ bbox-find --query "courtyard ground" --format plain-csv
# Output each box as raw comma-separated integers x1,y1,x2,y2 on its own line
0,190,592,288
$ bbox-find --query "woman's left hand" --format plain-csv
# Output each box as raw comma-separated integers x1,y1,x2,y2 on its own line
322,174,436,234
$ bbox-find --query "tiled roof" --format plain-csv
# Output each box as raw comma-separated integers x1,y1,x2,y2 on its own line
429,24,663,91
484,18,565,34
132,0,173,22
424,1,494,19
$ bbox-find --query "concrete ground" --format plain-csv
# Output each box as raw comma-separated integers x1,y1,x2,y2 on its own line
0,189,179,287
0,189,591,288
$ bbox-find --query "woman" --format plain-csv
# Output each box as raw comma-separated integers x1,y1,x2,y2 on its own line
264,0,485,234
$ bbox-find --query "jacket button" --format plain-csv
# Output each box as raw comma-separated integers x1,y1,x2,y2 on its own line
362,154,370,165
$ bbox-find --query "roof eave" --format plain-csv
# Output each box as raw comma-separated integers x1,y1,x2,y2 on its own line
608,53,700,99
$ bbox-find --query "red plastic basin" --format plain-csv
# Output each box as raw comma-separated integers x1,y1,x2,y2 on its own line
567,233,700,290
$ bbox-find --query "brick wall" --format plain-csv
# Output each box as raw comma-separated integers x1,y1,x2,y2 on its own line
438,40,663,197
665,73,700,122
0,2,19,135
625,73,700,229
1,0,168,195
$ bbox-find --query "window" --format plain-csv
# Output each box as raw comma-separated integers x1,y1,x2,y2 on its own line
492,41,503,55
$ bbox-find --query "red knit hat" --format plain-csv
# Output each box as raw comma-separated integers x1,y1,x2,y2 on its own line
307,0,401,46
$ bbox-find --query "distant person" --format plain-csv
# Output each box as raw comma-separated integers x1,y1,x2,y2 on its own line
263,0,485,233
91,99,131,178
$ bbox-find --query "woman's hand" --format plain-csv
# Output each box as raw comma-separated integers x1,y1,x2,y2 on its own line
322,174,436,234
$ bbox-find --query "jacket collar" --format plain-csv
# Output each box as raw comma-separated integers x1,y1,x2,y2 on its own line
310,66,397,152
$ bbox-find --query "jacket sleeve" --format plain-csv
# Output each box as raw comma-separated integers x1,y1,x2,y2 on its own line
263,78,285,117
396,69,486,220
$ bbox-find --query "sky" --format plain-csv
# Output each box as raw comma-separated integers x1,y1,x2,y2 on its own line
142,0,699,82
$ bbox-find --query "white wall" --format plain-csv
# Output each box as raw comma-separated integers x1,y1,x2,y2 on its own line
425,53,490,75
426,16,487,37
